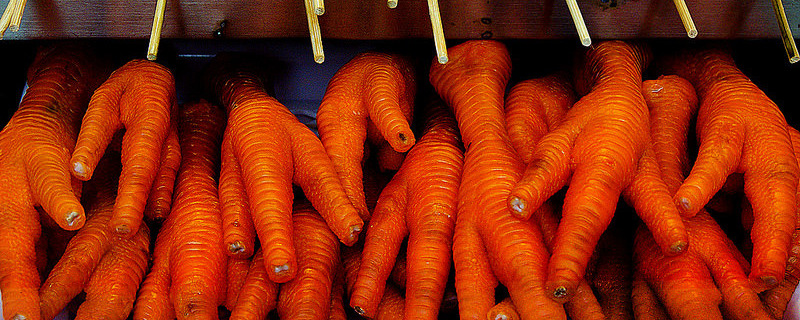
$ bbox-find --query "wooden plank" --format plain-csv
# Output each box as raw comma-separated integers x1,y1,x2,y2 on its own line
0,0,798,39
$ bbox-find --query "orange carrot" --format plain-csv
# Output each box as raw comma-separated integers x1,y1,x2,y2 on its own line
487,298,520,320
430,41,565,319
328,265,347,320
133,213,175,320
71,59,178,237
661,48,798,288
74,223,150,320
143,123,180,222
277,203,340,320
205,54,363,282
229,249,279,320
389,251,407,289
350,98,462,320
375,283,405,320
588,227,634,320
219,130,256,258
225,255,252,311
341,241,408,320
168,100,227,319
630,273,670,320
508,41,652,300
0,43,108,320
317,52,416,220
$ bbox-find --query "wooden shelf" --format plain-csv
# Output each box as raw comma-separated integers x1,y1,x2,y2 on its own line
1,0,798,40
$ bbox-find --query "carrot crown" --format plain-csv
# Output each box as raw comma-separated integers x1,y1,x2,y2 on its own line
574,41,651,97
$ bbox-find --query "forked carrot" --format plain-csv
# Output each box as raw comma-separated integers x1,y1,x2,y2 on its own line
487,298,520,320
168,100,227,319
508,41,652,301
350,98,462,320
205,54,363,282
229,249,279,320
71,59,178,237
277,202,340,320
225,255,252,311
317,52,416,220
74,223,150,320
0,43,108,320
143,123,180,222
133,198,176,320
660,48,799,288
219,130,256,258
430,41,564,319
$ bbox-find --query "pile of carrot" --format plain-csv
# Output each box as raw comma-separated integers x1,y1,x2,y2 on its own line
1,40,799,320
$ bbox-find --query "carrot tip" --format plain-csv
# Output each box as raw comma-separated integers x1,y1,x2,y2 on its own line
115,224,131,234
348,224,362,243
353,306,367,316
72,161,89,179
494,315,509,320
228,241,245,254
670,241,687,254
650,84,664,93
677,197,691,211
553,286,568,299
12,314,27,320
272,263,290,275
761,275,778,287
65,211,80,227
509,197,526,214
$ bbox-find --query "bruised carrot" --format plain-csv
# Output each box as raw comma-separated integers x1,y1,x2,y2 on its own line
225,256,252,311
229,249,279,320
133,212,176,320
430,41,564,319
0,43,109,320
317,52,416,220
219,130,256,258
277,203,340,320
143,124,180,222
508,41,653,301
487,298,520,320
74,223,150,320
71,59,178,237
205,54,363,282
169,100,227,319
661,48,798,288
350,98,462,320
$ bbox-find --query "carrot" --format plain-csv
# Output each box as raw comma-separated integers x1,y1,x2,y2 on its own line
389,250,407,289
277,202,340,320
328,265,347,320
350,98,462,319
375,283,405,320
634,75,773,320
487,298,520,320
229,249,279,320
0,43,108,320
341,241,408,320
143,123,180,222
219,130,256,258
39,155,122,320
660,48,799,288
133,211,175,320
205,54,363,282
317,52,416,220
225,255,252,311
168,100,227,319
630,274,670,320
71,59,177,237
430,41,565,319
508,41,653,300
74,223,150,320
588,227,634,320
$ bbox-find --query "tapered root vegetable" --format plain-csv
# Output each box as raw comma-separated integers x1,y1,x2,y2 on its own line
350,98,462,319
71,59,177,237
226,255,252,310
220,131,256,259
317,52,416,220
74,223,150,320
328,266,347,320
277,203,340,320
230,249,279,320
205,54,363,282
143,124,180,222
169,100,227,319
630,276,670,320
509,41,651,301
133,191,177,320
430,41,564,319
661,48,798,288
341,244,406,320
0,43,108,320
487,298,521,320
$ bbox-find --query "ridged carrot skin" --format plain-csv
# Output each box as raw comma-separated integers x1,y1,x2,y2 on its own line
634,76,772,320
341,242,407,320
143,124,180,222
508,41,651,301
389,251,407,289
205,55,363,282
71,59,177,237
277,203,340,320
430,41,564,320
219,131,256,258
630,276,670,320
487,298,521,320
504,73,574,164
229,249,279,320
169,100,227,319
0,44,108,320
317,52,416,220
376,284,406,320
225,255,252,310
328,266,347,320
661,49,798,288
350,99,463,320
132,207,175,320
74,223,150,320
39,155,121,320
